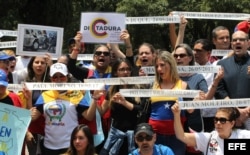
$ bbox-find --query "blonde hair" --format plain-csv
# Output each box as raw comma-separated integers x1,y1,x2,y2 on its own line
154,51,180,87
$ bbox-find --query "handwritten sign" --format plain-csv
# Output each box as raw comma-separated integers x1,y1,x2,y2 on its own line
0,103,31,155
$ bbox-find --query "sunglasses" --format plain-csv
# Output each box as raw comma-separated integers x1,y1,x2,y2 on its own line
95,51,110,56
136,135,153,142
214,117,231,124
173,54,188,58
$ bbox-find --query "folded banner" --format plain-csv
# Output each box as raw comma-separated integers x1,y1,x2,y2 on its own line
179,98,250,109
0,103,31,155
24,82,105,90
120,89,199,98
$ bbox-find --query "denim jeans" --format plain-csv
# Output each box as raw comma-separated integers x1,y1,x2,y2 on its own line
156,133,186,155
100,126,135,155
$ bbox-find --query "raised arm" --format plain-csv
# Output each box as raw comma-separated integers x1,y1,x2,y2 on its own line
171,101,197,147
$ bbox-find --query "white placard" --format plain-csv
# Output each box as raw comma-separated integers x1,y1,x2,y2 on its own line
211,49,232,56
179,98,250,109
84,76,155,85
77,54,94,61
120,89,199,98
24,82,105,90
125,16,180,24
141,66,220,74
172,11,250,20
0,41,17,49
0,30,18,38
80,12,125,43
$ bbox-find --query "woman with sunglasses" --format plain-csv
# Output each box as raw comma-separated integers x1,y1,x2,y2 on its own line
172,102,250,155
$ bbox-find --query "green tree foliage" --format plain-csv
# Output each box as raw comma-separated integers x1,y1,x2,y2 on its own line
0,0,250,53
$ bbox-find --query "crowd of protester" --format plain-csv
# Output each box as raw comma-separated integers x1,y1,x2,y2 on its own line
1,16,250,155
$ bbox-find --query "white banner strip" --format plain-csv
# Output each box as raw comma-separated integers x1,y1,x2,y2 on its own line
211,49,232,56
125,16,180,24
84,76,154,85
179,98,250,109
24,82,105,90
120,89,199,98
172,11,250,20
0,41,17,49
177,66,220,73
8,84,23,92
141,66,220,74
0,30,18,38
77,54,94,61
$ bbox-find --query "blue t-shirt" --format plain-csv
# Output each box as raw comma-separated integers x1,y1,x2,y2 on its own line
129,144,174,155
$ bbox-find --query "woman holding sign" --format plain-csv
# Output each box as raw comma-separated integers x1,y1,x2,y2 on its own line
172,102,250,155
149,51,188,155
31,62,97,155
97,58,143,155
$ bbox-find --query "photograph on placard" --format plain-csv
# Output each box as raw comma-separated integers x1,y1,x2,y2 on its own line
16,24,63,58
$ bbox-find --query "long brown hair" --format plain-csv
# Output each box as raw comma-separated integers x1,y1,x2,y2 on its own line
63,124,96,155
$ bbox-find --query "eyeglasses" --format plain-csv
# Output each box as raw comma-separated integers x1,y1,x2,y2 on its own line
95,51,110,56
118,68,131,72
214,117,231,124
173,54,188,58
52,75,67,80
136,135,153,142
232,38,247,42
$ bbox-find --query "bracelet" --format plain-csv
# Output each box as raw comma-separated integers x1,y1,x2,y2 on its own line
126,46,132,49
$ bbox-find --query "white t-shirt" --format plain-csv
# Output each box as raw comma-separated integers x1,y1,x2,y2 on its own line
195,129,250,155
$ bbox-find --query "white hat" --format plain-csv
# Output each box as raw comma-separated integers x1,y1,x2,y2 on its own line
50,63,68,76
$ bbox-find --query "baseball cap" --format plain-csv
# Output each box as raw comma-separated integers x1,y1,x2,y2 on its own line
0,69,8,87
0,51,14,60
135,123,154,136
50,63,68,77
234,20,250,34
